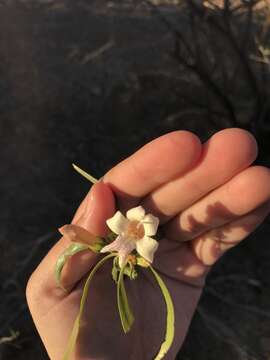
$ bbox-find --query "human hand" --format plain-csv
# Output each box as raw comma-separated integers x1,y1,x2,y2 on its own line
26,128,270,360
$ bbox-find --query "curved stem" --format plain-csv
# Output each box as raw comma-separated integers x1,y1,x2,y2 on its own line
62,253,115,360
149,266,175,360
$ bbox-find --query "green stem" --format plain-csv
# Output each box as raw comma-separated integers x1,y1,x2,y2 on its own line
117,264,135,333
149,266,175,360
72,163,99,184
62,253,115,360
55,243,89,291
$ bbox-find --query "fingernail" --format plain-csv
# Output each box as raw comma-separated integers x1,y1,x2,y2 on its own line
86,186,96,216
78,185,96,229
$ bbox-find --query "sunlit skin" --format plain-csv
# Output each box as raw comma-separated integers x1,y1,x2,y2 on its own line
26,129,270,360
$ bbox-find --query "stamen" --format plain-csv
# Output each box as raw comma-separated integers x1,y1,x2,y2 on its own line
125,221,145,241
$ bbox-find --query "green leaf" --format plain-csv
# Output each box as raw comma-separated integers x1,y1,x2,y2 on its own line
72,163,99,184
124,265,138,280
149,266,175,360
122,261,138,280
117,265,135,333
105,231,118,243
55,243,89,290
62,253,115,360
88,240,105,253
112,256,119,283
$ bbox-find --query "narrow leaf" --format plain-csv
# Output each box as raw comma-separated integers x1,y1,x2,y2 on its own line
62,253,115,360
149,266,175,360
55,243,89,290
117,265,135,333
119,278,135,331
112,257,119,283
72,163,99,184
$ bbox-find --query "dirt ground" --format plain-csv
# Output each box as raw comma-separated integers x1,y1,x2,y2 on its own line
0,1,270,359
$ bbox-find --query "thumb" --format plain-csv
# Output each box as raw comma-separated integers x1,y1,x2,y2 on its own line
59,181,116,289
26,182,115,316
72,181,116,237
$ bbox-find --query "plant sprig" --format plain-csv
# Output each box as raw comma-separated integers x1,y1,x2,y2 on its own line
55,164,175,360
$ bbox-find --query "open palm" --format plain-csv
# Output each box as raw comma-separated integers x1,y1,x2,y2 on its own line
27,129,270,360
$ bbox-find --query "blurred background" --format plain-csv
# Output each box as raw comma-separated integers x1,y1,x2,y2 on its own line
1,0,270,359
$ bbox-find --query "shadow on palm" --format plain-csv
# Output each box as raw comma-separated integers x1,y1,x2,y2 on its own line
64,201,254,359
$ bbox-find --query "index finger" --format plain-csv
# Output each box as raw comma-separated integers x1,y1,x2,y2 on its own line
103,131,201,210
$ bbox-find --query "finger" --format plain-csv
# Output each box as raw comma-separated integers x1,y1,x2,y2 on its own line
153,201,270,286
26,182,115,314
192,200,270,266
141,128,258,222
166,165,270,241
103,131,201,211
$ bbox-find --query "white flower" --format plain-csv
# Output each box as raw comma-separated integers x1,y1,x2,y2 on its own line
100,206,159,268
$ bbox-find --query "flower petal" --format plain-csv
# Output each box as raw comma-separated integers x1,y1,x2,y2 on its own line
118,242,135,268
58,224,98,245
106,211,128,235
100,235,124,253
136,236,159,263
126,206,145,221
142,214,159,236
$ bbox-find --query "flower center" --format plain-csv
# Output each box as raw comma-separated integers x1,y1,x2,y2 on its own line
125,221,145,241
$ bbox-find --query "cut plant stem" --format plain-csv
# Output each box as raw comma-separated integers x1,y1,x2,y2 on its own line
72,163,99,184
